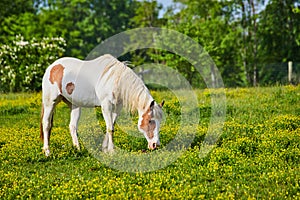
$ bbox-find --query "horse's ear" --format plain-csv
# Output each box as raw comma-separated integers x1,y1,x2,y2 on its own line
150,100,155,110
159,100,165,108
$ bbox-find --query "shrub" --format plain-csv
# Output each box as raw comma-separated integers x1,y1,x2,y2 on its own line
0,35,66,92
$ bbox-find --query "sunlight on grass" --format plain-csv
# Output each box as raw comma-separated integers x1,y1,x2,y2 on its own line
0,85,299,199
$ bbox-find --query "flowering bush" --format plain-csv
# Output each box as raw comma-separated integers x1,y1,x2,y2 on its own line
0,35,66,92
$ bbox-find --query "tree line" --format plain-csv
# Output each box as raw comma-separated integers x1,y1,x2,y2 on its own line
0,0,300,91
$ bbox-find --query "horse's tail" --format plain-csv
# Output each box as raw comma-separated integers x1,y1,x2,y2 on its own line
40,104,44,142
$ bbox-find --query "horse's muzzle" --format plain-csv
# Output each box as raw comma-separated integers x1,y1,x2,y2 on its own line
148,142,160,150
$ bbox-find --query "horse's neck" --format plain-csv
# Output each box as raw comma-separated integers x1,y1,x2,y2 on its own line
137,93,153,116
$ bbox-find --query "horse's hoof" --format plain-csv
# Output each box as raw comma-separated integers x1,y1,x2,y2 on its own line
42,148,50,157
102,148,108,153
108,149,114,153
103,148,114,154
74,145,81,151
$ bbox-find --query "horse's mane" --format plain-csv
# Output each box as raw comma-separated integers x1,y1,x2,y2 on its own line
100,55,153,112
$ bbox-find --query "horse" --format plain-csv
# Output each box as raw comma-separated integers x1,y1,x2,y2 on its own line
40,54,164,156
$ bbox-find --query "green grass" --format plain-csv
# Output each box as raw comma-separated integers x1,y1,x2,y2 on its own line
0,85,299,199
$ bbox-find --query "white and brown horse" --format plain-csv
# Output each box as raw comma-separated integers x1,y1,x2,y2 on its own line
40,54,164,156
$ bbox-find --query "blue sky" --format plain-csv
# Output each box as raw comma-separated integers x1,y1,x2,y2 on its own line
157,0,179,17
157,0,173,7
156,0,269,18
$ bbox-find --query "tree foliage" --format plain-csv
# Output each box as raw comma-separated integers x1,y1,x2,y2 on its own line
0,0,300,92
258,0,300,63
163,0,300,86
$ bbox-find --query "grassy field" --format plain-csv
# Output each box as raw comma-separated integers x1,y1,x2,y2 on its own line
0,85,299,199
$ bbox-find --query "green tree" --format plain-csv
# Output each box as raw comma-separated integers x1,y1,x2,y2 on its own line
37,0,93,58
257,0,300,85
235,0,266,86
130,0,163,28
126,0,164,67
258,0,300,63
151,0,246,87
37,0,138,58
1,0,139,59
0,0,38,44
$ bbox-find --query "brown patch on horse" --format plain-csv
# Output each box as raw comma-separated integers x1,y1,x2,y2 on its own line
66,82,75,95
140,107,156,139
49,64,64,93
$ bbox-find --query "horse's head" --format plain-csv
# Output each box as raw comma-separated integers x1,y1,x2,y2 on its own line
138,100,164,150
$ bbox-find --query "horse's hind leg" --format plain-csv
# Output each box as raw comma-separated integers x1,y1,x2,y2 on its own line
69,106,81,150
41,85,63,156
62,98,81,150
41,100,59,156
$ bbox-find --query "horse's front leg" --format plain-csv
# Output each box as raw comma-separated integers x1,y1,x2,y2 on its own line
101,100,115,153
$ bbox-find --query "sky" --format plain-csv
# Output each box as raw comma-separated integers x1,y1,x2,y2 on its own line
157,0,173,7
156,0,179,18
156,0,270,18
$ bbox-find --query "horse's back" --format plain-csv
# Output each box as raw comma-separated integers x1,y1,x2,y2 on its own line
42,55,118,107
